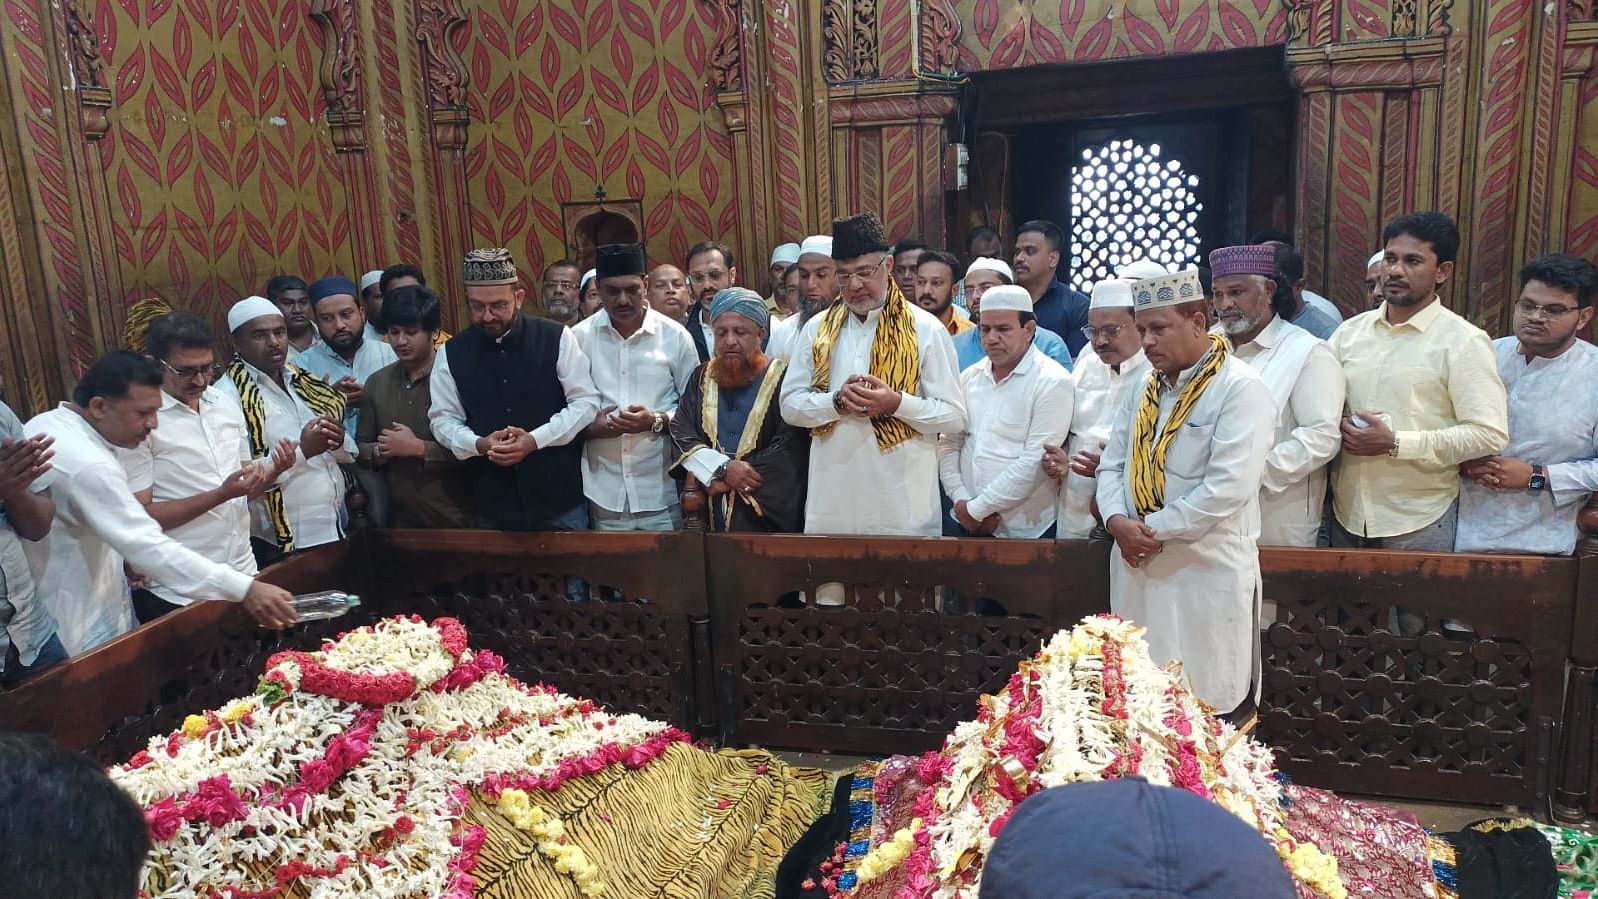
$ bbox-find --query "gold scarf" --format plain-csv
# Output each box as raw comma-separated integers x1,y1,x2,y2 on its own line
225,358,347,554
683,358,787,529
1128,333,1229,518
807,279,921,451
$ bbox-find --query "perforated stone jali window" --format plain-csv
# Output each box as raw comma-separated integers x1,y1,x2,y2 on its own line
1068,139,1204,293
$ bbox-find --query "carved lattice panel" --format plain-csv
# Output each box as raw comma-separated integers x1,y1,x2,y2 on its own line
1259,595,1539,805
730,583,1051,754
411,571,689,727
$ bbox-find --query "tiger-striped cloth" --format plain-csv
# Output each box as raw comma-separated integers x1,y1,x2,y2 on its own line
468,743,832,899
807,278,921,452
121,297,175,353
1128,333,1229,518
224,357,346,555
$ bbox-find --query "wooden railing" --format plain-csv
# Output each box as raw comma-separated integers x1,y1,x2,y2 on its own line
3,528,1595,822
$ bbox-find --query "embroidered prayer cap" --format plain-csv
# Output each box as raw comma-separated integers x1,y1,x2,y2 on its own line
1131,268,1204,312
978,779,1297,899
595,243,647,279
980,285,1033,315
359,270,383,292
964,257,1013,283
1116,259,1170,280
797,235,834,259
710,287,769,332
1208,244,1277,280
463,247,519,286
227,295,284,332
769,242,801,267
1367,250,1386,268
831,212,891,261
580,269,597,294
1089,277,1136,310
308,276,358,307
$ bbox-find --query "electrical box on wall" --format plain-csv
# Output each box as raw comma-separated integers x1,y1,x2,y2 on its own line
943,142,968,192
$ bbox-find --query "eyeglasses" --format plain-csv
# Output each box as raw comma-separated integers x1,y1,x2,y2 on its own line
840,257,889,286
1080,324,1128,340
162,359,221,380
687,270,727,286
1516,299,1578,319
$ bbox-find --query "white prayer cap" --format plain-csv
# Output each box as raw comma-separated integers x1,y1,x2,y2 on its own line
360,269,383,292
1117,259,1170,280
965,257,1013,282
1089,277,1136,310
1131,268,1204,312
580,268,597,293
1367,251,1385,268
798,235,833,259
980,285,1033,315
769,243,801,267
227,295,283,332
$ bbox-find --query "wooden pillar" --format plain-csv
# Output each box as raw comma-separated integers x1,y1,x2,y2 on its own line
415,1,472,326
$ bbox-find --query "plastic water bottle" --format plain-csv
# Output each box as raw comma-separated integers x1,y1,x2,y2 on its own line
292,590,361,622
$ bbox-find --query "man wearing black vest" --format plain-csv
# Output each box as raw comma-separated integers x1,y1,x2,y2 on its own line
428,247,601,529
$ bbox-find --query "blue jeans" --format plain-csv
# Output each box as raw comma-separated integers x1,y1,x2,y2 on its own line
1,632,67,686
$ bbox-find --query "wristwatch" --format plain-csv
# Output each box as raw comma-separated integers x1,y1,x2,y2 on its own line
712,461,730,482
1529,463,1547,493
1387,434,1400,458
651,412,666,434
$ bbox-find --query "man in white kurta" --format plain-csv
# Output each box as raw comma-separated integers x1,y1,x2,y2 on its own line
780,212,965,536
1209,245,1344,546
938,286,1073,538
1096,269,1274,714
766,235,837,363
1049,278,1151,538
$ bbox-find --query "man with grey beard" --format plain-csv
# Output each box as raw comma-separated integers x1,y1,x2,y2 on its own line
766,234,840,361
540,260,583,327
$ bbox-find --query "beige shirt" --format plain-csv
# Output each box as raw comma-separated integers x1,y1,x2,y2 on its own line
1328,298,1508,538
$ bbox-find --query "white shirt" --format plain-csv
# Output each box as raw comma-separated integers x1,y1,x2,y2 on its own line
1303,289,1344,323
295,336,397,431
572,309,700,514
212,362,352,550
24,406,255,655
1057,348,1151,538
768,313,803,362
1229,316,1345,546
1096,354,1274,710
428,323,600,459
780,302,966,536
120,387,259,606
1456,337,1598,554
938,346,1073,537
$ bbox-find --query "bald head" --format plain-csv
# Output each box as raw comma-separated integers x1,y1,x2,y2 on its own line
647,264,691,322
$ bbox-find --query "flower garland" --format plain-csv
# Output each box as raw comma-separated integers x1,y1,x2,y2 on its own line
112,615,688,899
838,615,1347,899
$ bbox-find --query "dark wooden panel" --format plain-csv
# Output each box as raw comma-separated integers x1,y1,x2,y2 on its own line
0,544,357,763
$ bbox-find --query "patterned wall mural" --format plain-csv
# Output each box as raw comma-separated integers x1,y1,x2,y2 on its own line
96,0,352,325
461,0,739,281
0,0,1594,408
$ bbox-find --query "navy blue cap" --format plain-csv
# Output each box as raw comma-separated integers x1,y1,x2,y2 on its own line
308,276,358,306
978,779,1297,898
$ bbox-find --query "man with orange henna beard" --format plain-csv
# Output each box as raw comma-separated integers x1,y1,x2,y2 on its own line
670,288,808,532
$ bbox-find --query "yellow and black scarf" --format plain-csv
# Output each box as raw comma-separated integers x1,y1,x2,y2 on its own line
1128,333,1229,517
807,279,921,451
225,357,346,554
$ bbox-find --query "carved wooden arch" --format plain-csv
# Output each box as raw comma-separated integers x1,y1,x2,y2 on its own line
561,201,645,270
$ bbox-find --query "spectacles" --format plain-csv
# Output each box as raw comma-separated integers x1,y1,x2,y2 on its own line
1516,299,1578,319
840,257,889,286
687,270,727,285
162,359,221,380
1080,324,1127,340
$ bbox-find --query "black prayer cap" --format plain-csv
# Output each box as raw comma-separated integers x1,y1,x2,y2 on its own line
831,212,891,261
594,243,647,279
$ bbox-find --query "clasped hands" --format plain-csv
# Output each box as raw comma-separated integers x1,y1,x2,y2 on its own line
1106,514,1163,569
220,437,297,500
832,374,901,419
1460,455,1534,490
708,460,762,497
477,426,538,467
1041,444,1102,482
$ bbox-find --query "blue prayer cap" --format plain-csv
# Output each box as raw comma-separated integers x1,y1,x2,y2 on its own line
709,287,769,332
308,276,358,307
979,779,1297,899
